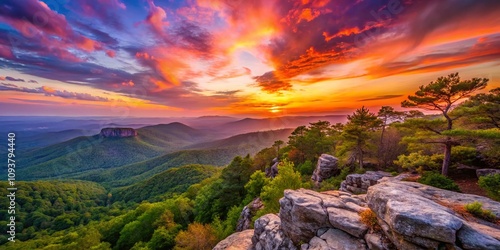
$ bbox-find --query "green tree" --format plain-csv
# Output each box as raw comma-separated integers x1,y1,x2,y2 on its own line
402,72,488,175
342,106,382,169
273,140,285,159
259,160,302,214
377,106,405,168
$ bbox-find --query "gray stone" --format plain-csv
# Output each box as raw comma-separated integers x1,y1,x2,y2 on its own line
476,168,500,178
340,171,392,194
327,207,368,238
252,214,296,250
279,189,330,243
367,181,463,243
457,222,500,250
364,233,391,250
319,229,367,250
311,154,339,184
213,229,254,250
236,198,263,231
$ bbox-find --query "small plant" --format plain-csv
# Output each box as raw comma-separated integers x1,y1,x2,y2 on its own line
464,201,497,222
418,172,460,192
359,209,379,231
478,173,500,201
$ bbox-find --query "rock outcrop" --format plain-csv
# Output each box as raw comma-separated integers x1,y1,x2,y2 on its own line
266,158,280,178
252,214,296,250
100,127,137,138
213,229,253,250
236,198,264,231
476,168,500,178
311,154,339,184
217,176,500,250
340,171,392,194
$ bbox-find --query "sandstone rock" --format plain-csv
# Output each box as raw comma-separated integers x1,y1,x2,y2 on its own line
279,189,330,243
364,233,392,250
340,171,392,194
327,207,368,238
252,214,296,250
367,181,463,243
311,154,339,183
457,222,500,250
266,161,279,178
476,168,500,178
236,198,264,231
213,229,254,250
313,229,367,250
100,127,137,138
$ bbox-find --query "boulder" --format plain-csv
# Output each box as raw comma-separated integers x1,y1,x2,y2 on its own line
303,229,367,250
236,198,264,231
213,229,254,250
266,161,279,178
100,127,137,138
340,171,392,194
311,154,339,183
366,181,500,249
279,188,368,243
252,214,296,250
476,168,500,178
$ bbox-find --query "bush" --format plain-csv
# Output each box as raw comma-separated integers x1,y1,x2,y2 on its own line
464,201,497,222
359,209,378,231
418,172,460,192
319,167,350,191
478,174,500,201
394,152,440,172
298,160,315,176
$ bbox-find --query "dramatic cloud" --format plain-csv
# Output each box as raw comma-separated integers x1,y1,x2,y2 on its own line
0,0,499,116
0,83,109,102
359,94,403,101
253,71,293,93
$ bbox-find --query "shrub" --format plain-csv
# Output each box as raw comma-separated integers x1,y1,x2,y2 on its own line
478,174,500,201
418,172,460,192
464,201,497,222
394,152,440,172
319,167,350,191
298,160,314,176
359,209,378,231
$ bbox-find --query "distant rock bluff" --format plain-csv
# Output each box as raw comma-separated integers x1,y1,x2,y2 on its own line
100,128,137,138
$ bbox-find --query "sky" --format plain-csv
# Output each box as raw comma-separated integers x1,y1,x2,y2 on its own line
0,0,500,117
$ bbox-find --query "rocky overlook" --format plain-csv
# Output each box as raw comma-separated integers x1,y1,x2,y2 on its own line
215,172,500,250
100,127,137,138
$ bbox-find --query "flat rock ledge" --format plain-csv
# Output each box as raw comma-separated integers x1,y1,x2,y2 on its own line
216,180,500,250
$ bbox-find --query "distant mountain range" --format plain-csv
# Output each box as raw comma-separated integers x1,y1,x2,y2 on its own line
7,115,346,187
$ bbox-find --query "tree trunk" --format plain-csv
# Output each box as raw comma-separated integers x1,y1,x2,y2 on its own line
358,146,364,170
442,140,452,176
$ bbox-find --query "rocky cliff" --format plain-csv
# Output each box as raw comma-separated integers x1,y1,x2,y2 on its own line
215,173,500,250
100,127,137,138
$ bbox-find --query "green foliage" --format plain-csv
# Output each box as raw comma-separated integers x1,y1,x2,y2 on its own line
244,170,270,203
478,174,500,201
298,160,315,176
194,155,255,223
418,172,460,192
259,160,303,214
319,167,350,191
394,152,441,172
342,106,382,169
464,201,497,222
112,165,219,203
0,180,110,242
287,121,340,165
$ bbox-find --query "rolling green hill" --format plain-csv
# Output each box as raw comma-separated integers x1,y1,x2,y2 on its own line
18,123,212,180
111,164,220,203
